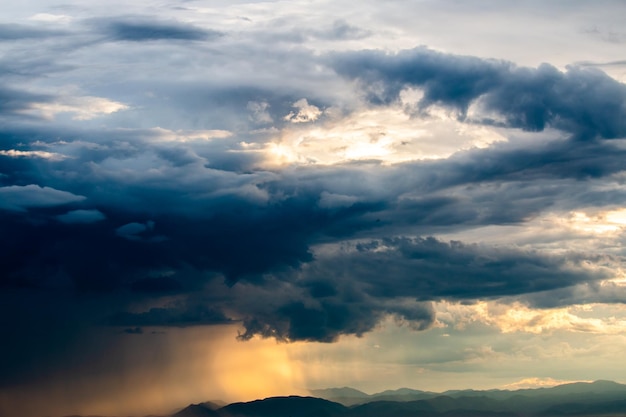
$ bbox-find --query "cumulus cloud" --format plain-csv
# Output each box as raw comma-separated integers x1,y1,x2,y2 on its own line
330,47,626,140
284,99,322,123
3,1,626,414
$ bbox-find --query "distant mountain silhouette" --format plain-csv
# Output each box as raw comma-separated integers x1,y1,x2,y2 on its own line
220,396,347,417
173,403,221,417
60,380,626,417
309,387,370,399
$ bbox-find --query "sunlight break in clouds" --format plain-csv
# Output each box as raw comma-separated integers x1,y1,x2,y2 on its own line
265,103,507,166
435,301,626,335
504,377,593,390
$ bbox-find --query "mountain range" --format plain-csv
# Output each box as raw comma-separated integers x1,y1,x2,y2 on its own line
64,380,626,417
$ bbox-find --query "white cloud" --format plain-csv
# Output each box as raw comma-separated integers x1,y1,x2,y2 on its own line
29,13,73,24
284,99,322,123
435,301,626,335
0,149,68,161
23,96,128,121
144,127,233,142
503,377,592,390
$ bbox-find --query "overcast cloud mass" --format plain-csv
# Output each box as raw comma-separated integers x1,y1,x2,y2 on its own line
2,1,626,416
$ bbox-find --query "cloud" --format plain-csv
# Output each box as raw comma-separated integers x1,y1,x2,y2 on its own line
57,209,106,224
0,149,67,160
123,327,144,334
284,99,322,123
228,236,612,342
0,184,85,211
2,2,626,414
330,47,626,140
27,95,128,120
248,101,273,124
108,304,233,327
435,300,626,335
0,87,51,116
97,17,223,42
0,23,66,40
116,221,153,240
503,377,592,390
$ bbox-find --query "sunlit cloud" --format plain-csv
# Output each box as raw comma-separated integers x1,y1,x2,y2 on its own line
0,149,68,160
262,103,508,166
143,127,234,142
503,377,592,390
24,95,128,120
435,301,626,335
28,13,73,24
284,98,322,123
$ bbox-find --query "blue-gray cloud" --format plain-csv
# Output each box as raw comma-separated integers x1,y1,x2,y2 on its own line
0,40,625,366
0,184,85,211
96,17,223,42
330,47,626,140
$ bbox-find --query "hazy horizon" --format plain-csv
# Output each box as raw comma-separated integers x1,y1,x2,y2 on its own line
2,1,626,417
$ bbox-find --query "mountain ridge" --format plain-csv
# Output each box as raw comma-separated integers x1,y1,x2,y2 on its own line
59,380,626,417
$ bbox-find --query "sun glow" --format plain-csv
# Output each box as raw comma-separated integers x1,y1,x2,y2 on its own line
259,104,507,167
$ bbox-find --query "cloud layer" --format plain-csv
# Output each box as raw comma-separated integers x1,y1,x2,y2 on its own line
2,2,626,414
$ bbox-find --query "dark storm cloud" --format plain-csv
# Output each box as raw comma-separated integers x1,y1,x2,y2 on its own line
108,304,232,327
96,17,223,42
1,124,623,294
326,237,611,300
330,47,626,139
230,236,609,342
1,43,626,351
235,280,435,342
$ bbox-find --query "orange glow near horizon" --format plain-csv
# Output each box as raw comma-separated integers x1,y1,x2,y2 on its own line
0,325,306,417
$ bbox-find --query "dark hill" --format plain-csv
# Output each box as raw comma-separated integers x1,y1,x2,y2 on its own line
173,404,221,417
220,396,347,417
309,388,369,399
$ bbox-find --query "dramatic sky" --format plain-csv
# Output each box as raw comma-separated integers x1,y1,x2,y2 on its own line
2,1,626,416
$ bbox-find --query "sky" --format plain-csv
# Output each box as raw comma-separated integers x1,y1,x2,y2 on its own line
2,0,626,416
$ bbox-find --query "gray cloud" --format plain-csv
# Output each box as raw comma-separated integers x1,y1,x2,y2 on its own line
0,15,624,385
0,87,50,116
0,23,67,41
226,236,610,342
95,17,223,42
330,47,626,140
0,184,85,211
2,2,626,414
